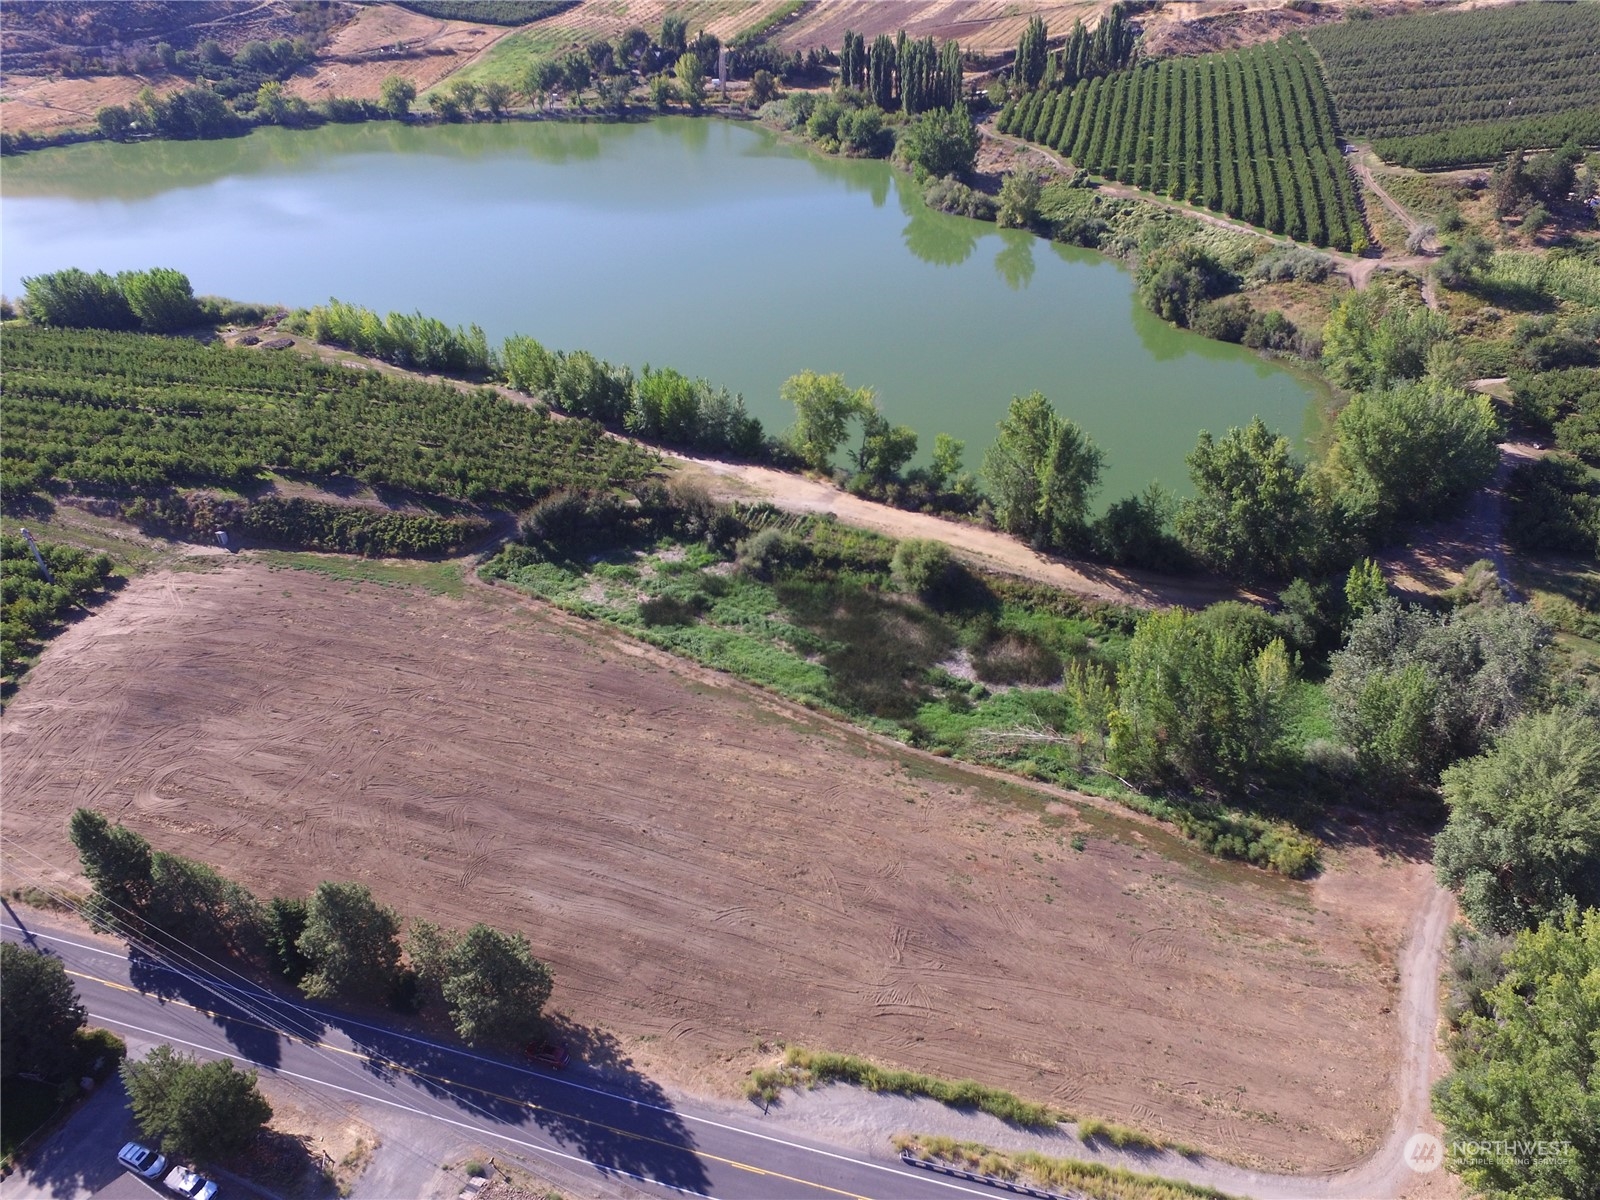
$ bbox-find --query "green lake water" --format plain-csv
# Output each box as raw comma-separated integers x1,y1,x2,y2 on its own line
0,116,1324,501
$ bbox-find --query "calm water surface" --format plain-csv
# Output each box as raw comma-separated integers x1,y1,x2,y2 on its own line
0,117,1324,500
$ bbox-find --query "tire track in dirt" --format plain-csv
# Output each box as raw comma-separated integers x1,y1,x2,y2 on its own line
0,561,1434,1172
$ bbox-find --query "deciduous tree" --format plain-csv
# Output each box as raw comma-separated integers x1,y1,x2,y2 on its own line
782,371,871,471
379,75,416,119
1432,908,1598,1200
441,924,554,1047
296,881,401,1002
1109,604,1295,788
675,52,705,111
1327,599,1551,783
0,943,86,1081
1014,15,1048,89
850,406,918,485
899,103,977,179
480,81,513,119
1175,418,1308,581
123,1045,272,1160
1327,379,1501,534
117,267,198,334
981,391,1102,550
1434,709,1600,934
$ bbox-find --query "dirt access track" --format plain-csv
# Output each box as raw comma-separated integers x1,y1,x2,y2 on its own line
1,558,1431,1171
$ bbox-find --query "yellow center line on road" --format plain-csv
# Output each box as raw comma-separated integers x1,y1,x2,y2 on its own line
67,968,871,1200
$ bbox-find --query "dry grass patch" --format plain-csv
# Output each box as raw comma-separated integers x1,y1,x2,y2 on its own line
895,1134,1231,1200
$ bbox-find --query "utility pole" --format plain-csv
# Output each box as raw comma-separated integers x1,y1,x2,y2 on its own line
18,528,53,583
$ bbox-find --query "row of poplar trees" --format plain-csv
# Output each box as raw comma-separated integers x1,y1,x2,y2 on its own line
1014,4,1138,90
838,28,964,114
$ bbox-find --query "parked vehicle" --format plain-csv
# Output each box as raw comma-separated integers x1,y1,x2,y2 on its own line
117,1142,167,1179
524,1039,570,1069
164,1164,219,1200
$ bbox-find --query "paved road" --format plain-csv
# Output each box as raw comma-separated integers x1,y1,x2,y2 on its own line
1,915,1008,1200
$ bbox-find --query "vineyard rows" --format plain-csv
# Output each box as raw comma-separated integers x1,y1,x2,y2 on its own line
1307,2,1600,168
0,327,655,501
1000,37,1365,251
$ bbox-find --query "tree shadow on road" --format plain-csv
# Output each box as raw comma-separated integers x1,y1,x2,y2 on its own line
126,944,327,1070
7,1074,132,1200
334,1013,712,1196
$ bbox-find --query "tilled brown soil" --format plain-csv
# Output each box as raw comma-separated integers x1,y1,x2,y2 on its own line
0,559,1428,1170
775,1,1101,56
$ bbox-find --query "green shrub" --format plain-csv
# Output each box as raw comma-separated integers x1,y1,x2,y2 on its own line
775,1047,1060,1128
1506,456,1600,556
891,538,955,598
639,595,702,626
971,631,1063,687
735,528,809,580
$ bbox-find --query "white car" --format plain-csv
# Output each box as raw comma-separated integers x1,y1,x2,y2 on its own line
117,1142,167,1178
163,1164,219,1200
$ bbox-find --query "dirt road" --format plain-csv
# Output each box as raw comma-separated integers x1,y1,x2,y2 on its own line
1381,438,1546,598
673,452,1262,609
268,331,1257,611
759,881,1457,1200
985,127,1444,305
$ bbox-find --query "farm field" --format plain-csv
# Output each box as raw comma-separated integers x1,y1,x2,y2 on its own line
1002,36,1365,249
284,4,516,106
0,558,1428,1171
1307,0,1600,169
431,0,797,92
772,1,1099,56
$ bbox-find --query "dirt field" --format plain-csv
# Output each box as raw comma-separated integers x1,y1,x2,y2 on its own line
285,5,514,105
775,1,1102,56
0,72,185,136
0,556,1434,1171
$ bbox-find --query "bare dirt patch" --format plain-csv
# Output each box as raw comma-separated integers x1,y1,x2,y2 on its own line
1140,1,1341,58
2,560,1425,1171
776,1,1102,56
673,453,1266,610
1380,440,1546,599
247,1078,380,1199
529,1,797,48
285,5,514,104
0,72,183,135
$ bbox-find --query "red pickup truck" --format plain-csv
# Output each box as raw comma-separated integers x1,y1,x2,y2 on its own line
524,1039,570,1069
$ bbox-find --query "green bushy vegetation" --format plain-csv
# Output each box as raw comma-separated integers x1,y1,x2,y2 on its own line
894,1135,1230,1200
1,534,117,684
1308,2,1600,169
22,266,198,333
121,494,492,558
1002,38,1365,250
394,1,577,25
1433,909,1598,1200
752,1047,1060,1127
1507,455,1600,559
67,809,556,1046
0,326,654,502
483,486,1328,873
290,298,492,375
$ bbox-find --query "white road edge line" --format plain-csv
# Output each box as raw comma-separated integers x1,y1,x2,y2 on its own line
92,1012,723,1200
6,928,1011,1196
